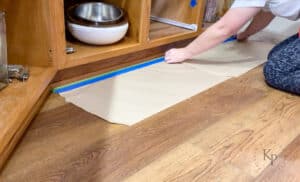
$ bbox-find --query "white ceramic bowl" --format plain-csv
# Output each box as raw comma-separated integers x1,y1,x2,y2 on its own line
67,20,129,45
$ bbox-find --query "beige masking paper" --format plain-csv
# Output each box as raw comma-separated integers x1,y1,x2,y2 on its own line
60,17,298,125
60,41,275,125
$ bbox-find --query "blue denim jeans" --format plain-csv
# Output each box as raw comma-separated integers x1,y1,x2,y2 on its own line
263,34,300,95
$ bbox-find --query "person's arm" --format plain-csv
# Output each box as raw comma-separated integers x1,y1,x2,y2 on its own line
165,7,262,63
237,10,275,41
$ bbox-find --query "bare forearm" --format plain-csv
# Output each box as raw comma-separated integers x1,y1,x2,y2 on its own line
240,11,275,38
185,21,235,55
165,7,262,63
185,8,261,56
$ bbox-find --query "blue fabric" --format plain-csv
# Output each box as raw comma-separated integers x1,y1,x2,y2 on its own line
263,34,300,95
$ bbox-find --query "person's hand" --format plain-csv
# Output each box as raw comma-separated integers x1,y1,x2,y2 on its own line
237,31,249,41
164,48,193,64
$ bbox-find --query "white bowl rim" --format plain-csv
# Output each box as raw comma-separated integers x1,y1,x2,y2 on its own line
67,20,129,30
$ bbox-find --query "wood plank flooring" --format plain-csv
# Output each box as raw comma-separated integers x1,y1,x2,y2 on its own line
1,66,300,182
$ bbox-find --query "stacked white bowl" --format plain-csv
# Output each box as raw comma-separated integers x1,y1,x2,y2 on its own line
67,2,129,45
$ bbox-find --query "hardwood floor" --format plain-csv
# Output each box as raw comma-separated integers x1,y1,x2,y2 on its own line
256,135,300,181
1,66,300,182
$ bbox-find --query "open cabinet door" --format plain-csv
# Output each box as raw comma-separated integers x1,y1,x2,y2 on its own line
0,0,59,170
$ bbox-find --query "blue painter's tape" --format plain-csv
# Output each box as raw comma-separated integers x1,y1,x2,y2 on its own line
53,57,165,94
54,36,238,94
190,0,197,7
223,35,237,43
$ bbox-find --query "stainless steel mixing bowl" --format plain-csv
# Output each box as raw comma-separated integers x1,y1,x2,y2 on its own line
66,2,129,45
71,2,124,25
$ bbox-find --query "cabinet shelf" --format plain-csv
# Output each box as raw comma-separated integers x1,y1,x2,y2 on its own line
62,0,145,69
148,0,202,45
149,21,197,42
66,37,140,68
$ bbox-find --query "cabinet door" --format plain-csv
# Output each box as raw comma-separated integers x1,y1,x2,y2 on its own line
0,0,57,170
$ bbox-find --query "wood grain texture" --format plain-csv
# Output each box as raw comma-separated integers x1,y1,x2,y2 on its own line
139,0,151,43
125,143,254,182
0,67,56,170
132,91,300,182
3,66,297,182
66,38,140,67
151,0,201,24
47,0,67,69
1,103,128,182
149,21,195,41
149,0,206,42
256,135,300,182
0,0,52,66
0,0,60,171
197,0,207,34
39,94,67,113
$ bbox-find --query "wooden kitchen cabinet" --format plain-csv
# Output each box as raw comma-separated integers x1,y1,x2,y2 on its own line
58,0,205,69
150,0,202,41
0,0,206,170
63,0,144,68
